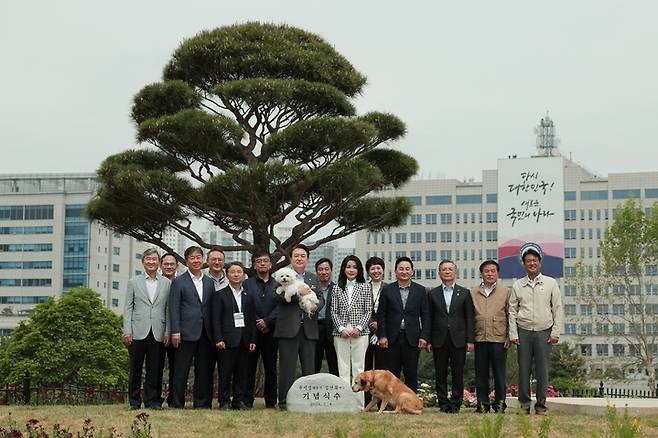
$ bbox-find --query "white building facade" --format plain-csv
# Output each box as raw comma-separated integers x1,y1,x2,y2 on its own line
0,174,150,335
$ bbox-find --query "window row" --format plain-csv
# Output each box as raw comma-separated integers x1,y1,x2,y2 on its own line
0,205,54,221
0,243,53,252
0,295,49,304
0,278,52,287
0,261,52,270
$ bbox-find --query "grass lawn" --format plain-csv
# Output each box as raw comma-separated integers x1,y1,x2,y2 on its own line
1,404,657,437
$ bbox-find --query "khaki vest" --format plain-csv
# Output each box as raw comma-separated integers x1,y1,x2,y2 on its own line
470,284,510,342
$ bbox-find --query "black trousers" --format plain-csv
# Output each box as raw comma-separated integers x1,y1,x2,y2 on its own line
157,344,176,406
387,333,420,392
475,342,507,411
315,320,339,375
433,337,466,412
278,328,315,408
246,330,278,407
218,345,250,407
364,341,387,405
171,329,215,408
128,330,163,408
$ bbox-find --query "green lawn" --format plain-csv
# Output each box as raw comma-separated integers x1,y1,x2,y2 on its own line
1,404,656,437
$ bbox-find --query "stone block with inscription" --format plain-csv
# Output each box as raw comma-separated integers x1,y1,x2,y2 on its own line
287,373,360,413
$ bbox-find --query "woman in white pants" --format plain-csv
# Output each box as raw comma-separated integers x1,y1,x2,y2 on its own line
331,255,372,406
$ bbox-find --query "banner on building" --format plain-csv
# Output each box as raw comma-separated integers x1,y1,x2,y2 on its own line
497,157,564,278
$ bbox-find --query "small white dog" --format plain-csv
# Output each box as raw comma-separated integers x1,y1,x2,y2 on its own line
273,267,319,317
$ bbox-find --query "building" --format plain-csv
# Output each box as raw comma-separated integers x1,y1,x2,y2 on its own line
0,173,150,335
354,117,658,380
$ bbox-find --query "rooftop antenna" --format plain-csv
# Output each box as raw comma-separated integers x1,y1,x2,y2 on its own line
534,111,559,156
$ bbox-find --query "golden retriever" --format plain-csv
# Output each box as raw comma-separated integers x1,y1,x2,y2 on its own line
352,370,423,414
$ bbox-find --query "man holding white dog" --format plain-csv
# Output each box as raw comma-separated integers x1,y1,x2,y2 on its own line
274,244,325,411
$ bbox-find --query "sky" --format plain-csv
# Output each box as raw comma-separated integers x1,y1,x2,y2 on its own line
1,1,657,181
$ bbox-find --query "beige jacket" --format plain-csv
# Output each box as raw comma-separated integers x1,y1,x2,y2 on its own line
470,283,510,343
508,274,562,340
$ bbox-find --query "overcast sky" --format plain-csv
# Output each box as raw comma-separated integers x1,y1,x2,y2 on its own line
1,1,657,181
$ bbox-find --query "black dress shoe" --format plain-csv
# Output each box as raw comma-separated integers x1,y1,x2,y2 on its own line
279,404,287,411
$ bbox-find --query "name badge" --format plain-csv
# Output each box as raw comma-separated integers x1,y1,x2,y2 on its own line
234,312,245,328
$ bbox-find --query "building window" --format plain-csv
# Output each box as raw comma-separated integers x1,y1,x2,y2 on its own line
456,195,482,204
612,304,625,315
612,344,625,357
580,345,592,357
565,248,577,259
486,194,497,203
645,188,658,198
485,231,497,242
24,205,54,220
112,247,121,256
580,323,592,335
612,189,641,200
580,304,592,316
395,233,407,244
407,196,422,206
581,190,608,201
425,232,437,243
440,213,452,225
565,210,576,221
410,232,422,244
425,214,437,224
425,250,437,262
613,323,625,335
440,232,452,243
112,281,120,290
440,250,452,260
564,304,576,316
409,251,421,262
111,298,119,307
596,344,609,357
425,269,436,280
597,304,609,315
486,212,497,223
564,229,576,240
485,249,497,259
410,214,422,225
597,323,609,335
564,286,575,297
564,323,576,335
646,265,658,276
564,191,576,201
112,264,120,273
426,195,451,205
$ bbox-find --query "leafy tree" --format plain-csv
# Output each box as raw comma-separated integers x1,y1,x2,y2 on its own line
87,22,416,267
0,288,128,386
549,344,588,393
571,199,658,389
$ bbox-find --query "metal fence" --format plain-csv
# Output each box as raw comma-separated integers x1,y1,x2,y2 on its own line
0,371,127,405
560,381,658,399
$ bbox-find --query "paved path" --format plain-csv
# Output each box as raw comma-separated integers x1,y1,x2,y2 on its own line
506,397,658,416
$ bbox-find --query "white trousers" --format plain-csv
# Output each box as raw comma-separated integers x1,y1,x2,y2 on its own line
334,335,369,407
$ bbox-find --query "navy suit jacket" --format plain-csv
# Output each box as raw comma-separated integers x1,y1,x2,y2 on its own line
243,276,278,329
211,286,257,348
376,281,430,346
169,271,215,342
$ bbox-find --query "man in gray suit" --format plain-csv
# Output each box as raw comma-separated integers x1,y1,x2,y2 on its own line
275,244,325,410
123,248,171,409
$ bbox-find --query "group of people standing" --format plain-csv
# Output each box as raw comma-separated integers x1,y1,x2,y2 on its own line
123,242,561,415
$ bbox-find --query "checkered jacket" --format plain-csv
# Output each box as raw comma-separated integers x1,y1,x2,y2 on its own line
330,282,373,336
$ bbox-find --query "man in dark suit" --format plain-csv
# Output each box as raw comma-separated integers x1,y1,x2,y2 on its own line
244,250,279,408
314,257,338,375
123,248,171,409
274,244,325,411
376,256,430,393
168,246,216,409
212,262,256,410
428,259,475,413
